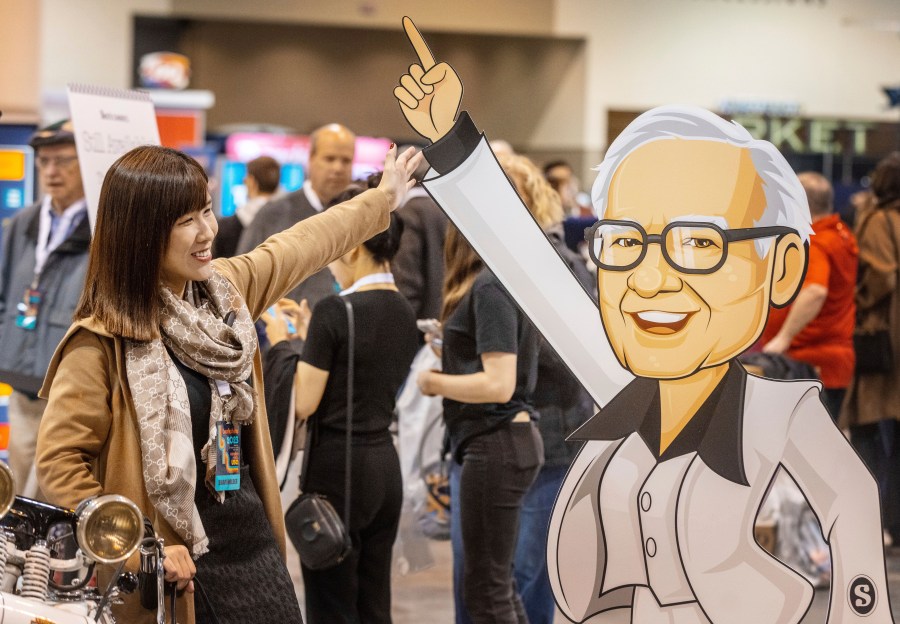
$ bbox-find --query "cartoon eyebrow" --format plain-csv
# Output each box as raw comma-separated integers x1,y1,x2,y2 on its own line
596,223,640,236
670,214,729,228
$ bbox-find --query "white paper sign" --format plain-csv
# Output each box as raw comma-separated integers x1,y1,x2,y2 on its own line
67,84,161,227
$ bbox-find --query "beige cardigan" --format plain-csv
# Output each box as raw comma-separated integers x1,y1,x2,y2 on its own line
35,189,390,624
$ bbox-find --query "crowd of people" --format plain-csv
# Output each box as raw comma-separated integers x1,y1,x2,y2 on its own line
3,112,900,623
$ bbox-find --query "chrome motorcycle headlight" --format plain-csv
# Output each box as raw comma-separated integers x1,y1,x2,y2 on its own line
0,461,15,519
76,495,143,564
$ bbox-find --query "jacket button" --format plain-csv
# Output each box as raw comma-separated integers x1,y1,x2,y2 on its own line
646,537,657,557
641,492,651,512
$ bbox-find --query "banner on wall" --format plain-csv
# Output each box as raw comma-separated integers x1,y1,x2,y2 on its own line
67,84,161,227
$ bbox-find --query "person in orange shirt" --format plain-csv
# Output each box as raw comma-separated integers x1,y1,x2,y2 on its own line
762,172,858,419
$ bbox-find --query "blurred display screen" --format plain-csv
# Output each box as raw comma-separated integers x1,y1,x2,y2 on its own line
218,132,392,217
0,151,25,181
218,159,304,217
224,133,392,170
0,146,34,217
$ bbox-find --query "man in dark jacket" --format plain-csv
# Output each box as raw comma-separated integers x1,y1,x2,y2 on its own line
392,149,448,326
236,123,356,307
1,120,90,497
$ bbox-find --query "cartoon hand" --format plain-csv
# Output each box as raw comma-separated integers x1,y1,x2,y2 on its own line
395,16,463,143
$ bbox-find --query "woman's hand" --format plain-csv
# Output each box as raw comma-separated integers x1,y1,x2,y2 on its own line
279,298,312,341
261,307,290,346
417,318,443,356
163,545,195,593
262,298,311,344
417,369,442,396
377,145,425,211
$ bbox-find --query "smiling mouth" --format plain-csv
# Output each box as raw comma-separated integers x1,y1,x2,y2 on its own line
629,310,694,335
192,249,211,260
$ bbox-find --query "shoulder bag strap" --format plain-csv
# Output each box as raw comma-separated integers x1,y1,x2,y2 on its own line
343,299,354,530
297,299,355,517
298,415,314,492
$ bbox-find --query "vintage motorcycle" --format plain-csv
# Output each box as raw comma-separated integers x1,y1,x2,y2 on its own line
0,460,170,623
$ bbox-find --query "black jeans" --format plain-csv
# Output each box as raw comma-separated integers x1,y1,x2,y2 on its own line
459,421,543,624
302,437,402,624
821,387,846,422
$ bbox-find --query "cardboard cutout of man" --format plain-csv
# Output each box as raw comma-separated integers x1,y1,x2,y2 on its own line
394,17,892,624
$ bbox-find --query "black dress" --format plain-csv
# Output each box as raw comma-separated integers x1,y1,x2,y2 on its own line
172,355,304,624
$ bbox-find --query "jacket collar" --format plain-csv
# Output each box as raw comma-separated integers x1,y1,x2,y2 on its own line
570,360,749,486
52,211,91,253
25,202,91,253
25,203,41,241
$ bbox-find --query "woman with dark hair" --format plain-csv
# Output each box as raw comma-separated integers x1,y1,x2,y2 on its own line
841,151,900,543
288,184,418,624
416,224,543,624
34,144,420,624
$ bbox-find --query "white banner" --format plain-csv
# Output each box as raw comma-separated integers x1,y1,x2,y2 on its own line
67,84,160,227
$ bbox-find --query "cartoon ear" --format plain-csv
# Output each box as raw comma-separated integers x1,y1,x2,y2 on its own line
770,233,808,308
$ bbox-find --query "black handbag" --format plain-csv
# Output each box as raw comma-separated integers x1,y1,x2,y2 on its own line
285,300,355,570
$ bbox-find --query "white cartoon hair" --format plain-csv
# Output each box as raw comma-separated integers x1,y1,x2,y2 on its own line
591,106,813,256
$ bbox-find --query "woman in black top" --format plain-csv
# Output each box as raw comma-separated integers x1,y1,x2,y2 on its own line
294,187,418,624
417,226,544,624
499,153,596,624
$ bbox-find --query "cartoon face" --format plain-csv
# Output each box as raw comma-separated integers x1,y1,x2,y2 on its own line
596,139,780,379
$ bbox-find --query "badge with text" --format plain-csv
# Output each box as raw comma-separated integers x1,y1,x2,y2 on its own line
214,421,241,492
15,288,42,330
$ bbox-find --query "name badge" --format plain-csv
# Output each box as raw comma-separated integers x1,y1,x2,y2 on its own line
15,288,42,330
214,421,241,492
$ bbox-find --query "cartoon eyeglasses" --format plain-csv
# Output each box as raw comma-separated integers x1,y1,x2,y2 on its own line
585,220,796,275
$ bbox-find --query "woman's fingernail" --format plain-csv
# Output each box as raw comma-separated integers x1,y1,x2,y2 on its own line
389,142,395,149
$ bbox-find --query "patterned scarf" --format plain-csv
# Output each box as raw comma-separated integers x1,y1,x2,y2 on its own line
125,271,258,557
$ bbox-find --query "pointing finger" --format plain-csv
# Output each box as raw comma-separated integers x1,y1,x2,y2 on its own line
394,86,418,109
403,16,436,70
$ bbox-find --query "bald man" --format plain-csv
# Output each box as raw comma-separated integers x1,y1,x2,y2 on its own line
762,172,859,419
237,123,356,306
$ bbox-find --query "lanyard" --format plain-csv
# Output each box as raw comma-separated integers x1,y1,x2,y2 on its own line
340,272,395,296
34,197,87,283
